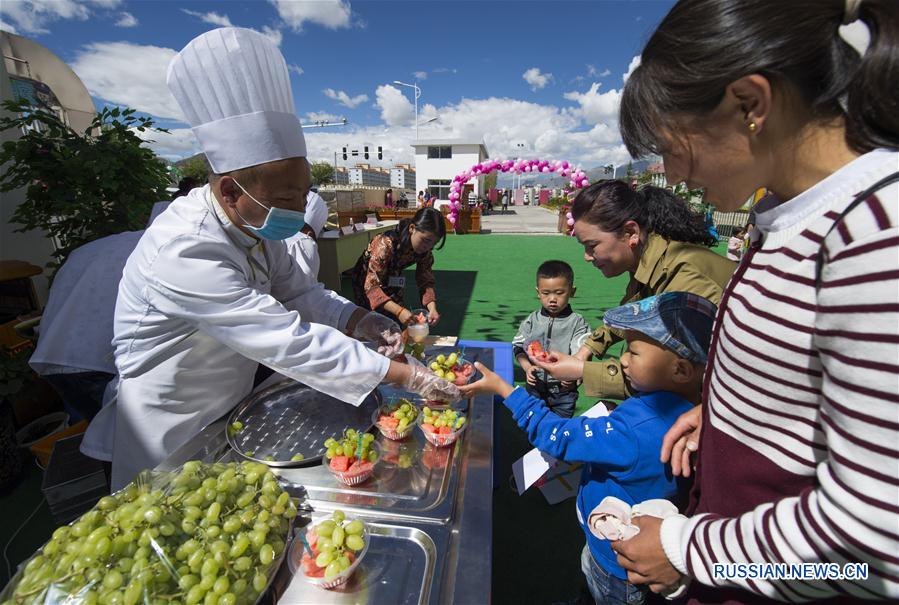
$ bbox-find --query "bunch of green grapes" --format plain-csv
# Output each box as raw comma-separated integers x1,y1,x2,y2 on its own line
421,406,466,429
322,429,377,462
3,461,297,605
309,511,366,580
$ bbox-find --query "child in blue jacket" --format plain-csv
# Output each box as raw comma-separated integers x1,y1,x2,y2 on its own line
461,292,717,605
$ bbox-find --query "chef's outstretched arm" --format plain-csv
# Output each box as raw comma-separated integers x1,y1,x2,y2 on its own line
146,239,389,405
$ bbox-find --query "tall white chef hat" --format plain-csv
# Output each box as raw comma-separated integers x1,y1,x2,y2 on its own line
166,27,306,174
304,191,328,236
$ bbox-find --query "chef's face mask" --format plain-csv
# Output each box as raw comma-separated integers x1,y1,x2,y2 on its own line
231,178,305,240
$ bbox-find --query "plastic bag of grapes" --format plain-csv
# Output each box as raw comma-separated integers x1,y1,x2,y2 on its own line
1,460,297,605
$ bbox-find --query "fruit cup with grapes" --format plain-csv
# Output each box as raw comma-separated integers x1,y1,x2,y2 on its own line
298,509,368,589
426,351,475,386
322,429,380,486
372,398,420,440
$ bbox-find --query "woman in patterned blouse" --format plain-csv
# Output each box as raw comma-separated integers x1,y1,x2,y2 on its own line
352,207,446,326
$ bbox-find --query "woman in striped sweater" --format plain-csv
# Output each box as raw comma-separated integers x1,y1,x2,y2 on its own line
610,0,899,603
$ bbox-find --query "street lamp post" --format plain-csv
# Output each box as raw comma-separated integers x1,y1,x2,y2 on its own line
393,80,421,139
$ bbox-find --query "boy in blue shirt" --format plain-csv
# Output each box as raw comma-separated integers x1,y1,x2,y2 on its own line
460,292,716,605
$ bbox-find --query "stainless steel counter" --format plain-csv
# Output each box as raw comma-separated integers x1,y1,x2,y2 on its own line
155,346,494,605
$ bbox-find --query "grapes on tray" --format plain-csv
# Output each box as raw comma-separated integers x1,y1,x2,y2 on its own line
2,461,296,605
427,351,474,385
300,510,367,587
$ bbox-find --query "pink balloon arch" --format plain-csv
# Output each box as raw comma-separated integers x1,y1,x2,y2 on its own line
447,158,589,233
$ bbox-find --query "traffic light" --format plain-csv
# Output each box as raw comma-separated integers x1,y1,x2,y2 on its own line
377,146,383,160
364,146,369,160
342,147,347,160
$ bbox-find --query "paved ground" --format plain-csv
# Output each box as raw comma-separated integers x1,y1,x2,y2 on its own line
480,204,561,234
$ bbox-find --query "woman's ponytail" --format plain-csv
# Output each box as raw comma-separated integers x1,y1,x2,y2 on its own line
571,180,717,247
639,187,719,247
845,0,899,152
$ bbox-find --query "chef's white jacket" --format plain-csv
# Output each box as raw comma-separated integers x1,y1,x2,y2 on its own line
82,186,389,489
29,231,142,377
285,231,321,280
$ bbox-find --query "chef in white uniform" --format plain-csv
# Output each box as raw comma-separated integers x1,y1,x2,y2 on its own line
286,190,328,278
82,27,460,489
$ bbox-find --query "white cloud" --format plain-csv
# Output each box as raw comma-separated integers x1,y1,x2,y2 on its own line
181,9,233,27
1,0,121,34
563,83,620,126
71,41,183,121
305,111,341,123
288,63,304,76
432,68,457,74
115,11,137,27
323,88,368,109
270,0,352,31
134,127,200,161
375,85,414,127
259,26,283,47
412,71,428,81
522,67,552,91
178,10,280,45
623,55,641,83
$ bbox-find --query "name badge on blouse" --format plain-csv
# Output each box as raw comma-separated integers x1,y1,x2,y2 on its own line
387,276,406,288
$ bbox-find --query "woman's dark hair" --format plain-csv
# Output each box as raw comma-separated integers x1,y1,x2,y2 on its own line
571,180,718,247
620,0,899,157
394,206,446,255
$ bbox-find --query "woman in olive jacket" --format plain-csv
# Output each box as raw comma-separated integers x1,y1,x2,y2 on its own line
537,180,736,399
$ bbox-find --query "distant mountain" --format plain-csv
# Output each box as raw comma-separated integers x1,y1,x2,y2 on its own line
175,152,207,167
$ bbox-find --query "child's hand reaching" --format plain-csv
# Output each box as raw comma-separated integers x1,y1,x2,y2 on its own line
459,362,515,399
525,366,539,386
529,350,585,382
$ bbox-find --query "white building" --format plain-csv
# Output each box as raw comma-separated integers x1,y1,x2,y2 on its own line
390,164,416,191
333,167,350,185
348,164,391,187
412,139,489,204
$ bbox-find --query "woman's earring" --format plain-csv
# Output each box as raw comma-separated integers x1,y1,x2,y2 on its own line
748,122,758,133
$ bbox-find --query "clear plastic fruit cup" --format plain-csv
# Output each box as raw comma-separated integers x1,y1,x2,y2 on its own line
406,308,430,343
323,442,381,486
416,411,469,447
426,355,476,386
295,519,370,590
371,402,420,441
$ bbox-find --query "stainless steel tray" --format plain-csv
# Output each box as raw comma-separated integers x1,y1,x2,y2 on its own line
278,519,444,605
273,421,464,523
225,380,382,468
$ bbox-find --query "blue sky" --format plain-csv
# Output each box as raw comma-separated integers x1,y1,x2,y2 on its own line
0,0,675,168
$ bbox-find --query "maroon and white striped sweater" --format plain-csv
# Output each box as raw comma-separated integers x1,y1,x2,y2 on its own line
660,149,899,604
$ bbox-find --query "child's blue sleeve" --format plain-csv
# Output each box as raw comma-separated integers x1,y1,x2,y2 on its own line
503,387,637,472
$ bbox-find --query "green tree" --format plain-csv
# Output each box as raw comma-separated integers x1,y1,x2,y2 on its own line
179,155,210,182
310,161,335,186
635,170,654,187
0,100,170,277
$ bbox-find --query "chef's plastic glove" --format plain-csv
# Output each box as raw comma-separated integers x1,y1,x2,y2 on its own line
353,312,404,357
403,364,462,403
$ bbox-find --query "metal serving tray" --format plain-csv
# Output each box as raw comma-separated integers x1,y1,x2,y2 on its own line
273,419,465,523
278,519,444,605
226,381,381,468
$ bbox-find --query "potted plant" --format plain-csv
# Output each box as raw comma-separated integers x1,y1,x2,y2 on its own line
0,100,171,277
